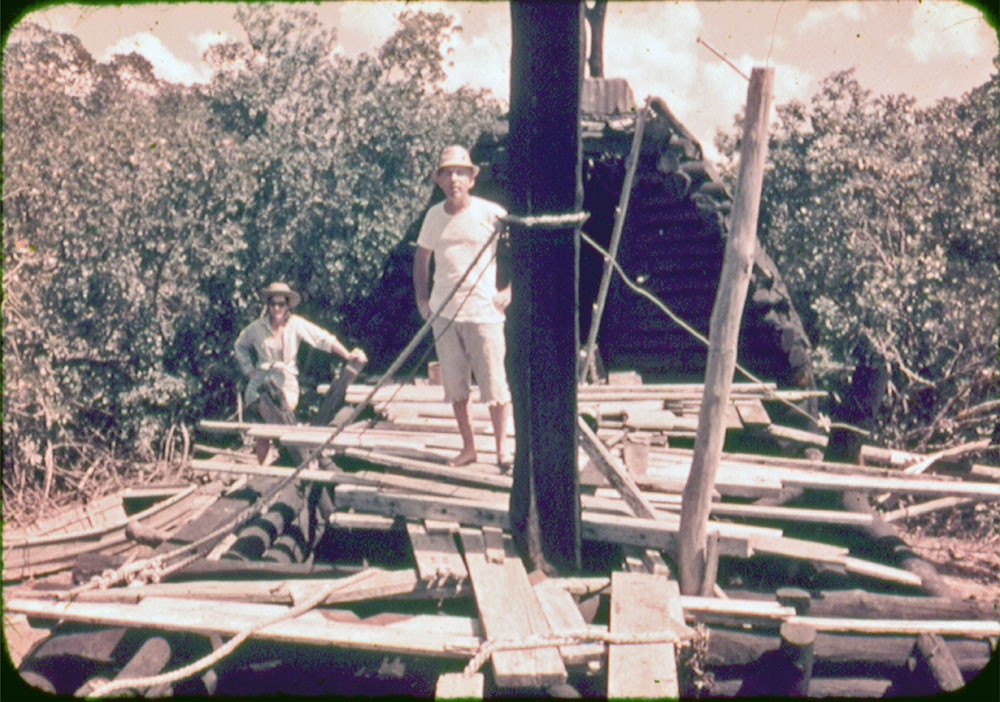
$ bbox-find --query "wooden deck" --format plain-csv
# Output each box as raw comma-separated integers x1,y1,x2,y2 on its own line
5,380,998,697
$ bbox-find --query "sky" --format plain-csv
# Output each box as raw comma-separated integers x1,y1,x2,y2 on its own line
11,1,999,161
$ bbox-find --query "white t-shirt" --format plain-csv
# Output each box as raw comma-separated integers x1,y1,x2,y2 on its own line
416,196,507,323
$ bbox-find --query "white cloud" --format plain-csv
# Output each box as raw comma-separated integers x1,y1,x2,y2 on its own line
905,0,994,63
335,1,410,55
103,32,210,85
794,2,863,34
191,29,231,57
441,32,509,99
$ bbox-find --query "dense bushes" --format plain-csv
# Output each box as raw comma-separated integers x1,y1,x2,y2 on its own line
2,6,501,506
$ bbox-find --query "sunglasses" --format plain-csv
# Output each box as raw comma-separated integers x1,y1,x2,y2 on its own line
268,299,288,307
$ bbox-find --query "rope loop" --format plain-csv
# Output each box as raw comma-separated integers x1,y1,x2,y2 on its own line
500,211,590,231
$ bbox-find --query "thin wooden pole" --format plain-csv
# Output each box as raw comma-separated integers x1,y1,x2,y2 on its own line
678,67,774,595
578,97,650,384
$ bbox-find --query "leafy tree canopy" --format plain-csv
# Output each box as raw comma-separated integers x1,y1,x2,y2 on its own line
2,6,502,510
715,65,999,450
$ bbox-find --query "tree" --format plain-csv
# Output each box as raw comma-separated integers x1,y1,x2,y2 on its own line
715,66,999,450
2,7,503,512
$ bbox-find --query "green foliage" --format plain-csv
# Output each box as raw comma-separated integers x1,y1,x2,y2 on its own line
715,66,999,450
2,7,502,496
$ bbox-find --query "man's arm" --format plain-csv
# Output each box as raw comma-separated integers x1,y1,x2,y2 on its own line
413,246,433,320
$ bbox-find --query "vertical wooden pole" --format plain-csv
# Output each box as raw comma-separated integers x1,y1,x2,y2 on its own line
579,97,649,384
507,0,584,574
678,67,773,595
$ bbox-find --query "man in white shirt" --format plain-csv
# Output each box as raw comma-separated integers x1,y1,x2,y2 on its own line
412,146,512,468
235,281,366,462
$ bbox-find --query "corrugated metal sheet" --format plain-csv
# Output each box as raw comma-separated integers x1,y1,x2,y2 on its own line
581,77,636,117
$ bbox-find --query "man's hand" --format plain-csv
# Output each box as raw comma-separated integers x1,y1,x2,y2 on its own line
348,347,368,364
493,287,512,312
417,299,432,321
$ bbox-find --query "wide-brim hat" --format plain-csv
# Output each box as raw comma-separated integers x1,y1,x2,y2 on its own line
435,145,480,177
260,281,300,308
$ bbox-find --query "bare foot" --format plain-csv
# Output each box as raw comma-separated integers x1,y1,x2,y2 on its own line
447,450,477,467
497,454,513,472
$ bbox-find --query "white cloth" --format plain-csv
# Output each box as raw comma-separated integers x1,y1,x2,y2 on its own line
234,312,343,410
416,196,507,323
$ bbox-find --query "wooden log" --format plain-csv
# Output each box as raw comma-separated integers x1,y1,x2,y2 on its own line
777,621,816,695
698,532,720,597
709,676,892,698
788,616,999,638
841,490,952,597
702,627,994,671
908,632,966,694
506,0,583,576
678,67,774,595
457,528,567,688
75,635,172,697
607,572,684,698
580,96,648,382
315,356,366,425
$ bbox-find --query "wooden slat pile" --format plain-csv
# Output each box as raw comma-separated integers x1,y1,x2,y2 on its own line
6,380,998,697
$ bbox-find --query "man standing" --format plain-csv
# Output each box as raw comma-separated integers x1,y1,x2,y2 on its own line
413,145,512,468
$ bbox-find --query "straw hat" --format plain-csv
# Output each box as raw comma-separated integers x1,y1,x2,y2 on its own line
260,281,301,308
435,145,480,177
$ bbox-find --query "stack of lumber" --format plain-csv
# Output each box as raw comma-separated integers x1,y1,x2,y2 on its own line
7,381,998,697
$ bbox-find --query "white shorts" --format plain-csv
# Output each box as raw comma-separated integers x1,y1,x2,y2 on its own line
432,319,511,405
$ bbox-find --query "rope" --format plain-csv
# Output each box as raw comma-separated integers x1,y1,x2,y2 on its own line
86,569,380,697
454,627,696,677
500,211,589,230
577,230,865,436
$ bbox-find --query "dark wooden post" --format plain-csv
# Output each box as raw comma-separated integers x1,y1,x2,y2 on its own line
678,67,773,595
506,0,584,574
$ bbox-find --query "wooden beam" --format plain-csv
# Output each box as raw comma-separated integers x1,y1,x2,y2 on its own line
506,0,584,574
458,528,567,688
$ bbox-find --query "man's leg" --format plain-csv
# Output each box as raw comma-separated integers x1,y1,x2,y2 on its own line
489,402,512,468
450,398,478,466
433,318,476,466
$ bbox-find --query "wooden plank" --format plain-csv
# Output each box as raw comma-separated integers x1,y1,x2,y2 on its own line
435,672,484,699
190,459,506,503
458,528,566,688
7,596,482,659
406,521,468,585
532,580,604,666
607,572,683,698
789,616,1000,638
577,417,659,519
333,486,764,559
734,398,771,427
